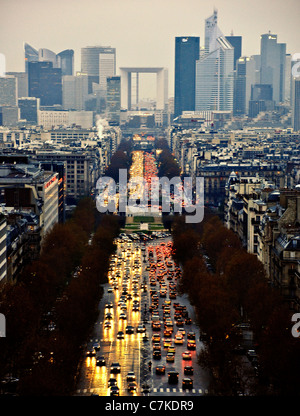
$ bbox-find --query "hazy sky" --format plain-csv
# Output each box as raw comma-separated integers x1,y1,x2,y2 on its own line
0,0,299,99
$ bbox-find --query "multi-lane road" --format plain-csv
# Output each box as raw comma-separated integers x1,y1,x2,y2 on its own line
75,233,210,397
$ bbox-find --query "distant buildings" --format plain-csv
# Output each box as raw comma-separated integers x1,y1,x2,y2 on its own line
106,76,121,125
28,61,62,106
174,37,200,118
291,77,300,131
81,46,116,93
260,33,286,104
24,43,74,76
195,10,235,113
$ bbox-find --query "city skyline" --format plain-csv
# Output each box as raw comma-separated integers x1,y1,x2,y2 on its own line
0,0,299,100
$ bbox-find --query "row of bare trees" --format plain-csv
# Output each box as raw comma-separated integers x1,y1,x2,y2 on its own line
0,198,121,395
171,212,299,396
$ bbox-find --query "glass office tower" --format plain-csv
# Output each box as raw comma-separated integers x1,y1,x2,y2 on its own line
57,50,74,76
28,61,62,106
225,36,242,70
106,76,121,125
81,46,116,93
260,33,286,103
24,43,38,73
174,37,200,118
196,37,234,111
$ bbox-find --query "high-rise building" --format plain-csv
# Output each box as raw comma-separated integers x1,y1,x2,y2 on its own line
24,43,74,76
204,9,223,55
57,49,74,76
196,37,234,111
24,43,38,73
5,72,28,98
0,76,17,106
225,35,242,69
62,73,89,110
248,83,275,117
38,48,58,67
81,46,116,93
106,76,121,125
260,33,286,103
195,10,234,112
28,61,62,106
291,78,300,131
233,56,256,115
174,37,200,118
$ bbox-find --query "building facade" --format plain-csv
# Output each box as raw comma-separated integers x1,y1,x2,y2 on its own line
260,33,286,104
174,37,200,118
28,61,62,106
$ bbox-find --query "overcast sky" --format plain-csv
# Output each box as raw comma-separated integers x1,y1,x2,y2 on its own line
0,0,299,99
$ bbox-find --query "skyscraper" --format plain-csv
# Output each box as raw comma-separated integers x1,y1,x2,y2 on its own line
195,10,234,112
106,76,121,125
24,43,38,73
24,44,74,77
57,50,74,76
291,77,300,131
225,35,242,69
196,37,234,111
204,9,223,54
174,37,200,118
81,46,116,93
62,73,89,110
260,33,286,103
233,56,256,115
28,61,62,106
0,76,17,106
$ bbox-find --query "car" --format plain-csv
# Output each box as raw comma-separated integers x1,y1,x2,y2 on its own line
166,352,175,362
163,339,172,349
126,371,136,382
86,348,96,357
153,342,161,351
184,366,194,375
117,331,124,339
168,371,179,384
187,331,196,340
105,302,113,309
155,365,166,375
96,356,106,366
177,327,186,336
119,312,127,320
126,325,135,334
105,313,113,320
182,351,192,360
136,324,146,333
187,340,196,350
110,385,120,396
107,287,113,293
167,346,175,354
182,377,193,389
127,382,137,393
152,334,161,343
104,321,111,329
108,378,117,387
153,350,161,359
110,362,121,373
174,334,184,344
